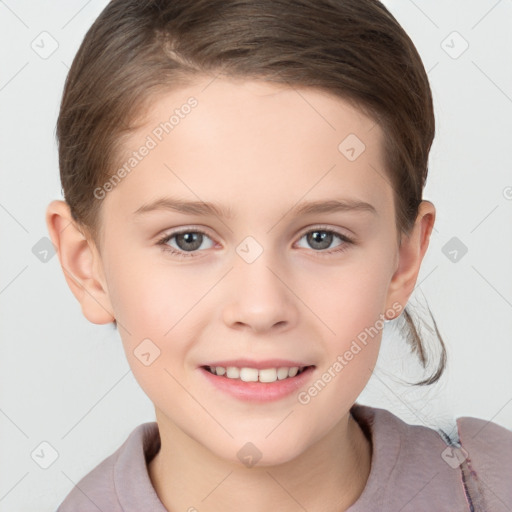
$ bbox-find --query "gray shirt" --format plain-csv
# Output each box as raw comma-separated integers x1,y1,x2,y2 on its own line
56,403,512,511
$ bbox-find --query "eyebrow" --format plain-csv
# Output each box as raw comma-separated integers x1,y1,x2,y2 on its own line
133,196,377,219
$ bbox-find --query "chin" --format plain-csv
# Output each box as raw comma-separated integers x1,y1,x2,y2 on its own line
213,435,311,470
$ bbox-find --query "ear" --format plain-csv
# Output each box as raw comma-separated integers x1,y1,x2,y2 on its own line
385,200,436,319
45,200,115,324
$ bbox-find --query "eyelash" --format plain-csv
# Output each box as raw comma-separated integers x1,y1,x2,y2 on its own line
156,225,355,260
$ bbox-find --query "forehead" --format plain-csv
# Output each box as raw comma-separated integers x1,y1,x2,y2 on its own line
104,76,392,224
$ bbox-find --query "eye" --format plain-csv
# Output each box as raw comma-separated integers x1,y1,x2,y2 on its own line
156,225,355,259
295,226,354,256
157,228,215,258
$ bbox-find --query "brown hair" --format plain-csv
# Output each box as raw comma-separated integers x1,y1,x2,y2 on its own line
56,0,446,385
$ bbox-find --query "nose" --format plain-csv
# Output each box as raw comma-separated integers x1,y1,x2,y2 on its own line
221,251,299,334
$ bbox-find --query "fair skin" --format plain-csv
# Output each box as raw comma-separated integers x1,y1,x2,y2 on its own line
46,76,435,512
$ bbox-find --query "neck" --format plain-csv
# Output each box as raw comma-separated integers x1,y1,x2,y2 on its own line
148,411,372,512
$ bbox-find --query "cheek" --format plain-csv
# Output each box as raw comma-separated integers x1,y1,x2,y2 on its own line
300,266,387,413
303,249,394,398
105,261,192,406
104,254,205,372
105,244,191,331
305,249,393,337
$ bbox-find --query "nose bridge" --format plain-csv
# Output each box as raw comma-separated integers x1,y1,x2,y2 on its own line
221,236,297,332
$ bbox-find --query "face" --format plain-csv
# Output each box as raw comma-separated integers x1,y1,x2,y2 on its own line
94,76,402,465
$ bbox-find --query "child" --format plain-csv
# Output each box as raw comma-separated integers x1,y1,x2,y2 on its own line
46,0,511,511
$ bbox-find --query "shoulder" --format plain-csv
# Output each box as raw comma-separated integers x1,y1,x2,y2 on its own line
456,413,512,462
349,403,512,511
56,441,123,512
455,414,512,510
56,450,120,512
56,422,161,512
350,404,469,510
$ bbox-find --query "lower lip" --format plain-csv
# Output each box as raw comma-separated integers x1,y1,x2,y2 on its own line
199,366,315,402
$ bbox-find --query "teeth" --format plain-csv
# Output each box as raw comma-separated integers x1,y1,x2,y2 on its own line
288,367,299,377
226,366,240,379
277,367,290,380
259,368,278,383
240,368,258,382
208,365,306,382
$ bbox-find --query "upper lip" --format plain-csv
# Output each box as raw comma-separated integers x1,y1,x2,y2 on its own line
201,359,314,369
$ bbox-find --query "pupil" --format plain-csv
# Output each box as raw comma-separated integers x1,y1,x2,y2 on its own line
178,232,201,251
309,231,331,249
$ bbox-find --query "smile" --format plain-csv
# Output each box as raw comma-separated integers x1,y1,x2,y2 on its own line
203,365,311,382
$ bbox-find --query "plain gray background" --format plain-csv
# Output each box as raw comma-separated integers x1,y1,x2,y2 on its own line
1,1,511,510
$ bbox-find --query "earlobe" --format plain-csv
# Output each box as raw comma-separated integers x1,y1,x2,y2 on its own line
385,201,436,318
45,200,115,325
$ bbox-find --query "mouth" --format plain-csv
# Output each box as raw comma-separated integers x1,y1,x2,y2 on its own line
201,364,315,383
199,362,316,402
